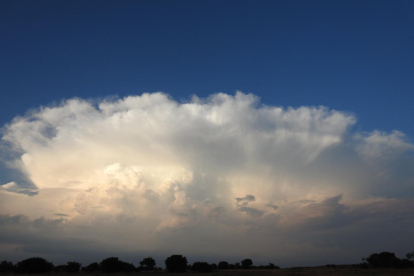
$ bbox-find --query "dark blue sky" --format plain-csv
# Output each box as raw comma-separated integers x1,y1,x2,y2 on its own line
1,0,414,138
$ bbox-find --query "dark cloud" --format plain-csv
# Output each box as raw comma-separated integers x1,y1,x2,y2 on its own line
0,214,30,226
235,195,255,206
266,203,278,210
206,206,226,219
54,213,69,217
238,206,264,218
0,182,38,196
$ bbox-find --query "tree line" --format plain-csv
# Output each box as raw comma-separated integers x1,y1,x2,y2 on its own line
0,255,276,274
1,250,413,274
360,251,414,269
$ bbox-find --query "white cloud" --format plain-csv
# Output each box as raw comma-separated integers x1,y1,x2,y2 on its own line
0,182,20,193
0,182,38,196
0,92,413,266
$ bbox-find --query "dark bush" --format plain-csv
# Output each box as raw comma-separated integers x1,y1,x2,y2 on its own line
392,258,413,269
54,265,67,272
228,264,235,269
0,261,14,273
100,257,122,273
402,258,414,268
192,262,212,273
218,261,228,270
241,259,253,269
139,257,156,270
82,262,100,273
66,262,81,273
15,257,54,274
121,261,135,272
99,257,134,273
165,255,187,273
234,263,240,269
268,263,279,269
366,252,399,268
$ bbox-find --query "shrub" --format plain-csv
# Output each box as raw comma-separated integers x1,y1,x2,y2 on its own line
165,255,187,273
241,259,253,269
392,258,413,269
100,257,123,273
366,252,399,268
66,262,81,273
54,265,67,272
268,263,279,269
192,262,212,273
139,257,156,270
15,257,54,274
99,257,134,273
218,261,228,270
82,262,100,273
0,261,14,273
121,261,135,272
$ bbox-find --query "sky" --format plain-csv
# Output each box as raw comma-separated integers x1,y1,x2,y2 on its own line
1,0,414,268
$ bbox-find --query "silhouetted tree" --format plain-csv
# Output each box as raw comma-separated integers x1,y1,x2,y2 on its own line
0,261,14,273
165,255,187,273
15,257,54,274
66,262,81,273
228,264,235,269
234,263,240,269
407,252,414,261
211,263,217,270
54,265,67,272
121,261,135,272
100,257,122,273
241,259,253,269
191,262,212,273
366,252,398,268
139,257,156,270
267,263,279,269
394,258,413,269
99,257,134,273
218,261,228,270
82,262,100,273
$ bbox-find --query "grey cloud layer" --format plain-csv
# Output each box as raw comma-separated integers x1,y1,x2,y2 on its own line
0,92,413,266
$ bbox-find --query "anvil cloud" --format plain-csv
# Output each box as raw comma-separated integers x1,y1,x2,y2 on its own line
0,92,413,267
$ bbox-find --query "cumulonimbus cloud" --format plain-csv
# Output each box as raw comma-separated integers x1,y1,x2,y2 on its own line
0,92,413,266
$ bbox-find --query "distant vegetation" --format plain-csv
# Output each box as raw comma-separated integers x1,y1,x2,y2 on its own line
361,251,414,269
165,255,187,273
0,251,413,274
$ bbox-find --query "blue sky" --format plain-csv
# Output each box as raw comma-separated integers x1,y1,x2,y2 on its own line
1,0,414,137
1,0,414,267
